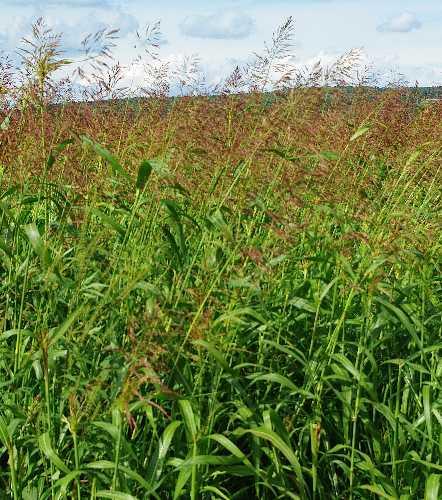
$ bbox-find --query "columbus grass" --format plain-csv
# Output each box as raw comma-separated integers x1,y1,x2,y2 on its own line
0,17,441,500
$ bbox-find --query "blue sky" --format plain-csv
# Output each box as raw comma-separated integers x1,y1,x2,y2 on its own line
1,0,441,87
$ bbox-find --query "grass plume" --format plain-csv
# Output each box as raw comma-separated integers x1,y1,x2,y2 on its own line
0,16,440,500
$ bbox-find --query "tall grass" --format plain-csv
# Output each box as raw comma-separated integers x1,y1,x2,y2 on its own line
0,17,441,500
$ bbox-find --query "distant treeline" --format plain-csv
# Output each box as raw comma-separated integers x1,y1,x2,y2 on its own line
418,86,442,98
43,85,442,116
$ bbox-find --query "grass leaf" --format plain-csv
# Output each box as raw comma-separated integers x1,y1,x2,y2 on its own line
38,432,70,474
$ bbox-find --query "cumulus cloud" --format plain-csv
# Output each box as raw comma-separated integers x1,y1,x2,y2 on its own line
180,9,254,40
44,10,138,54
0,7,138,59
377,12,422,33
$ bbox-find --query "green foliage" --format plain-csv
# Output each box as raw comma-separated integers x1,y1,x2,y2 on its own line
0,124,440,500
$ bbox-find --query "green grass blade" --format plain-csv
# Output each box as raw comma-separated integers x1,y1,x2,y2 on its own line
424,474,440,500
38,432,70,474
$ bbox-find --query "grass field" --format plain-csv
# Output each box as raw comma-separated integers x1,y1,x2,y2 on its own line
0,20,441,500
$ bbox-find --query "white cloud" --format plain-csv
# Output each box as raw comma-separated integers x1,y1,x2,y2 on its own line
377,12,422,33
180,9,254,40
0,7,138,63
1,1,440,90
43,10,138,54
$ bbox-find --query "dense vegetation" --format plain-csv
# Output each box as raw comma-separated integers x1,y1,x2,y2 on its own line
0,18,441,500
